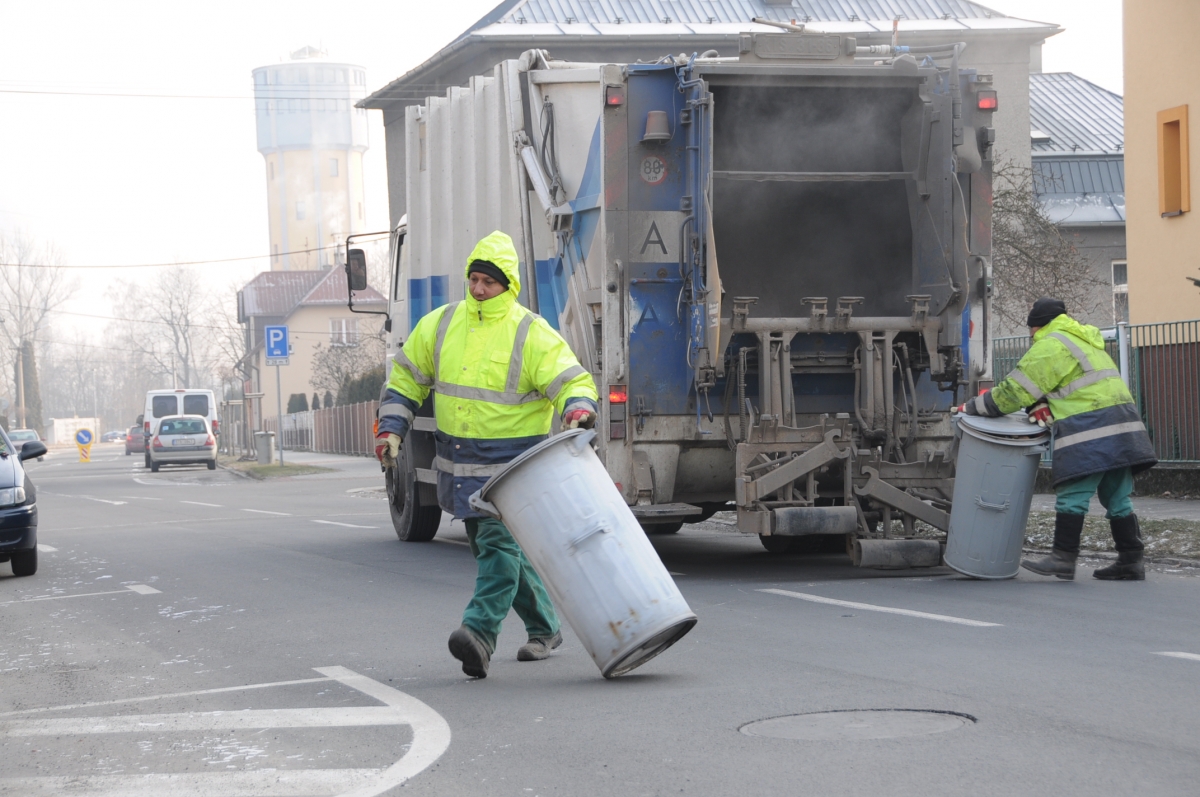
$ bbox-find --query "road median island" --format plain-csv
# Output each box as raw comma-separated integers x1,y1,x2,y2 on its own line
218,455,334,480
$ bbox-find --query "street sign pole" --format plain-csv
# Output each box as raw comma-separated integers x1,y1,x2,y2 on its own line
275,362,284,465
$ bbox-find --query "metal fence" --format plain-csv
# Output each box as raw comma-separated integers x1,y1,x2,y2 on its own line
264,400,379,457
993,320,1200,463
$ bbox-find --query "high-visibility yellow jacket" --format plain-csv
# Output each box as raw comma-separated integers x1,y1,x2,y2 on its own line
378,231,599,517
967,314,1156,485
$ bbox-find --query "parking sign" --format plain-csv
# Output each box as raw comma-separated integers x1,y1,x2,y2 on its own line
265,325,289,365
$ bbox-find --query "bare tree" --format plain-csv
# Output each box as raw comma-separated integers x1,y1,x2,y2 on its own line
0,230,79,427
991,160,1107,332
309,328,385,405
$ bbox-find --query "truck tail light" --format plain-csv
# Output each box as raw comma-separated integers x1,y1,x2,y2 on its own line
605,86,625,107
609,385,628,404
976,90,997,111
609,385,627,439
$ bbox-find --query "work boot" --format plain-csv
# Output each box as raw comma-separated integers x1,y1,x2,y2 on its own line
448,626,491,679
517,630,563,662
1021,513,1084,580
1095,514,1146,580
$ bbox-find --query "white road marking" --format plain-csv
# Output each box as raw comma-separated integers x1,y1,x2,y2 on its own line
41,493,129,505
36,545,57,552
0,584,161,606
122,496,162,500
312,519,378,529
669,571,685,576
243,508,290,516
1154,651,1200,662
0,666,451,797
180,500,222,507
760,588,1002,627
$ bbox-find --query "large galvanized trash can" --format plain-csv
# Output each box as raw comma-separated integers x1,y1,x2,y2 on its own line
469,429,697,678
945,414,1050,579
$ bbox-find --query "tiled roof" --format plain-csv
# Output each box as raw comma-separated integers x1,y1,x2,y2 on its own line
1030,72,1123,155
238,271,327,318
300,267,386,305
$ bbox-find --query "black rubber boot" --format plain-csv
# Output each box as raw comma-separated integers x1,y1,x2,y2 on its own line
1021,513,1085,580
448,626,491,678
1095,514,1146,580
517,630,563,662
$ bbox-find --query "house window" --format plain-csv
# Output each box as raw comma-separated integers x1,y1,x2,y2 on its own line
1158,105,1190,217
296,200,306,221
330,318,359,346
330,158,339,177
1112,260,1129,324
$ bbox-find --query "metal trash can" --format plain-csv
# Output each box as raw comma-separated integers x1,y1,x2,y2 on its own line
469,429,697,678
254,431,276,465
945,413,1050,579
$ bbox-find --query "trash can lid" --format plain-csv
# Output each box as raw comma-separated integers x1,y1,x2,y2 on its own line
957,412,1049,440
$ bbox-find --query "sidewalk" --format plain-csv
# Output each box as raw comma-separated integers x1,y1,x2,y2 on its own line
247,448,384,479
1031,493,1200,521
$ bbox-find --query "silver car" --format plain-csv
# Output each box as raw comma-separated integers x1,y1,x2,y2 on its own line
149,415,217,472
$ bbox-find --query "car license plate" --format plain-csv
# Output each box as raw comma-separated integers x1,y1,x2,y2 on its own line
172,438,195,446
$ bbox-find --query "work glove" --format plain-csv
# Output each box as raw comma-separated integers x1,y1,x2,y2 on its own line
374,433,401,467
563,408,597,429
953,401,978,416
1027,400,1053,428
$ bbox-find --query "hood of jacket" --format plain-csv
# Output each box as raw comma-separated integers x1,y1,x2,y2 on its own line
1034,313,1105,349
464,231,522,322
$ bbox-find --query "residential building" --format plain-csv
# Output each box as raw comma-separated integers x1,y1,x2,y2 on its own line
1029,72,1126,332
253,46,370,271
362,0,1060,226
1124,0,1200,323
236,269,386,428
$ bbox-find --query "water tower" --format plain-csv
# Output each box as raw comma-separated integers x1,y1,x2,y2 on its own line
252,46,369,270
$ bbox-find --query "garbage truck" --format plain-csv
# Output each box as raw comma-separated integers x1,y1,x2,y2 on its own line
346,30,999,566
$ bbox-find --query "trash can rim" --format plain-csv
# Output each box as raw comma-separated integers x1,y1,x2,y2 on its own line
956,413,1050,442
478,428,594,501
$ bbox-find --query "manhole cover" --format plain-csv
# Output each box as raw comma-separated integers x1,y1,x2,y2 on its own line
740,710,976,741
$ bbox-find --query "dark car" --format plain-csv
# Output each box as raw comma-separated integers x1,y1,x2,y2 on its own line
125,425,146,455
0,427,45,576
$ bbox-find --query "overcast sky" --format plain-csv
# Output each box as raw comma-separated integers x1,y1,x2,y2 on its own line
0,0,1121,338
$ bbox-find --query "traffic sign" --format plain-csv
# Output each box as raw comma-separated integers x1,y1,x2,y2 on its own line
265,325,289,360
75,428,93,446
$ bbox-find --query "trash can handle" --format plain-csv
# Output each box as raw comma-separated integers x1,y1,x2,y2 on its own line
569,525,611,549
568,428,597,456
468,490,502,520
974,496,1010,512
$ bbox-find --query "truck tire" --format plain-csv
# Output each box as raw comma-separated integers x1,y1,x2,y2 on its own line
646,521,683,535
386,449,440,542
10,548,37,577
759,535,795,553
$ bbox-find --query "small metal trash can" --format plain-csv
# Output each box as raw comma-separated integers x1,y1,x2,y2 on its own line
254,431,276,465
945,414,1050,579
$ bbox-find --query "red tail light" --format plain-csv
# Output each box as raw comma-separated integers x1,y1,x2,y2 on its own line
976,90,998,111
211,420,220,434
144,422,151,434
204,435,215,447
152,437,163,448
609,385,628,404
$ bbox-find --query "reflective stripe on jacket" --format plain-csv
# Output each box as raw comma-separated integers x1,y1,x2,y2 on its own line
986,314,1156,485
377,230,599,517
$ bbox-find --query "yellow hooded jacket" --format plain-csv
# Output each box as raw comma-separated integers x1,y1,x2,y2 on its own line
378,230,599,517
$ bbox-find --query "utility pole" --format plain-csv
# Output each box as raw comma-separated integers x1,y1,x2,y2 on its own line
92,367,99,428
15,342,25,430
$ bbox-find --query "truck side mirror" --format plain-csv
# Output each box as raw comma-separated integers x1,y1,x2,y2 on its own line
346,249,368,292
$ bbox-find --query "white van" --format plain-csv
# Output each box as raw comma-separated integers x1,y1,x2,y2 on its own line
143,389,217,467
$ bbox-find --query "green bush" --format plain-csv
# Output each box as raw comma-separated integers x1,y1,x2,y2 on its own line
286,393,309,413
337,365,386,406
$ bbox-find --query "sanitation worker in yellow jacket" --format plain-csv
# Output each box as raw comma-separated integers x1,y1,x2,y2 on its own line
374,231,599,678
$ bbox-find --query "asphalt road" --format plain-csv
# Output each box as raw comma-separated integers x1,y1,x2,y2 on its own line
3,444,1200,796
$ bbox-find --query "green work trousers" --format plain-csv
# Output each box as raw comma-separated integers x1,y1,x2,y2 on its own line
1055,467,1135,519
462,517,559,653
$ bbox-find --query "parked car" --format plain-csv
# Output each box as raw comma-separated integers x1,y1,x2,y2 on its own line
143,389,218,468
148,415,217,472
0,426,46,576
101,430,125,443
125,425,145,456
5,429,44,462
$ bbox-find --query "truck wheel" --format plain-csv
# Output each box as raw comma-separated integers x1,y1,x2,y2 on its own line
10,548,37,577
386,452,440,542
647,521,683,535
759,535,795,553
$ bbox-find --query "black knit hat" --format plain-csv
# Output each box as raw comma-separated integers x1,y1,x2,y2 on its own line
467,259,510,290
1027,297,1066,328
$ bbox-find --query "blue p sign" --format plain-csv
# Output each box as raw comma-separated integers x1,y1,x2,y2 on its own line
265,325,289,359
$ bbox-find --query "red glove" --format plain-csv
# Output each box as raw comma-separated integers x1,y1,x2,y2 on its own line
563,408,597,429
1028,401,1053,428
375,433,401,465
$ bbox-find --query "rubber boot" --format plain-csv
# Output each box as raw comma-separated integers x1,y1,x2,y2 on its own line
448,626,491,678
517,630,563,662
1021,513,1084,580
1095,514,1146,580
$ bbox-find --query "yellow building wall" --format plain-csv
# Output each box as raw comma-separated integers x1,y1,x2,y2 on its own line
255,305,384,417
1125,0,1200,323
